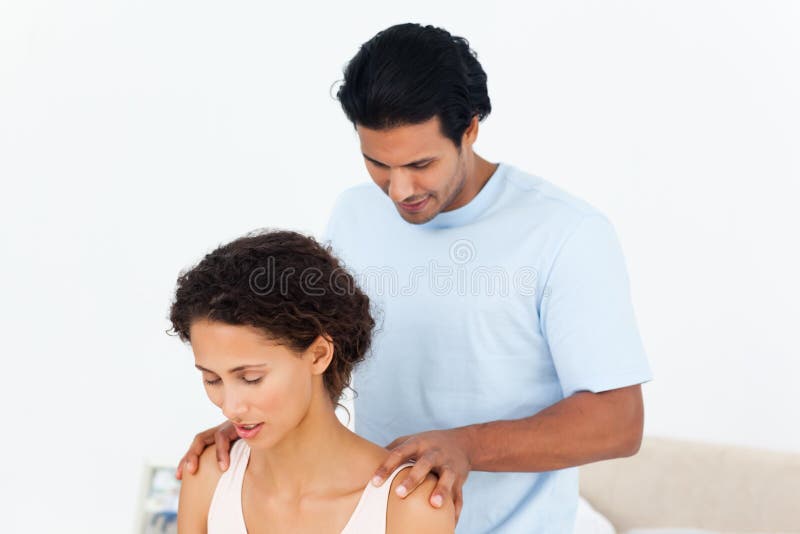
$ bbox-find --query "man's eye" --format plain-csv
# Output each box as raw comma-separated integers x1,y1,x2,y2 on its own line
412,163,430,169
204,377,221,386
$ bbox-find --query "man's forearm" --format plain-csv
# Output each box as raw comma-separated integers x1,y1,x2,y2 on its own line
459,384,644,472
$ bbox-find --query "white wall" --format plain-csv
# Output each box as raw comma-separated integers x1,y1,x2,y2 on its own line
1,1,798,532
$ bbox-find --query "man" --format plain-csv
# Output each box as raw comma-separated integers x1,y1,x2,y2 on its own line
178,23,651,533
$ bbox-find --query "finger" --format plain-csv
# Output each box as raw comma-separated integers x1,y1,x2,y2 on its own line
372,442,417,487
190,430,216,456
222,421,240,441
175,459,184,480
428,468,456,508
394,455,434,498
385,434,410,450
180,431,216,477
454,488,464,524
214,428,232,471
175,451,195,480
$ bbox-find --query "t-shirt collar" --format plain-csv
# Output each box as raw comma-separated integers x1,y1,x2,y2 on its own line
420,162,507,229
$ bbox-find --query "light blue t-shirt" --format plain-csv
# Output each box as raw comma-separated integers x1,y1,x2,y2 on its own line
324,163,652,533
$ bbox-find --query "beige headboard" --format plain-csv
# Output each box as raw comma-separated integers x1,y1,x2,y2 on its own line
579,436,800,533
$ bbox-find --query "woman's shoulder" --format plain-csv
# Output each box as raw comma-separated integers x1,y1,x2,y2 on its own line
177,445,227,532
386,467,456,534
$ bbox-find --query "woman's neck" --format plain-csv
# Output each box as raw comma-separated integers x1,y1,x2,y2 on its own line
244,400,376,499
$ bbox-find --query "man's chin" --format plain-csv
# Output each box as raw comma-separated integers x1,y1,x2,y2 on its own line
396,205,439,225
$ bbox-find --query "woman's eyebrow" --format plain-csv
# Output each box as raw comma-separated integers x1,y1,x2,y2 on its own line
194,363,268,374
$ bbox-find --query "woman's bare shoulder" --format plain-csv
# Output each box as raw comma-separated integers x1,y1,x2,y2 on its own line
386,468,456,534
177,446,225,533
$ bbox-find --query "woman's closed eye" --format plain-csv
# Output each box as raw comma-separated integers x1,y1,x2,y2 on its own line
241,375,263,385
203,375,263,386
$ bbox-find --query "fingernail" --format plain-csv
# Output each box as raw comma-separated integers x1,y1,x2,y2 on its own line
371,476,383,487
431,495,443,507
218,461,225,471
185,460,192,470
396,485,407,497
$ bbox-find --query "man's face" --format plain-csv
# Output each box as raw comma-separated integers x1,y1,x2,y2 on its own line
357,116,469,224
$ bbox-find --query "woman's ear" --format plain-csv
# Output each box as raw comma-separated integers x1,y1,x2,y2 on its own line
307,335,334,375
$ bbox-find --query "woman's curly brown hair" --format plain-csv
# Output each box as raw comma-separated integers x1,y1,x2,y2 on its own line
168,229,374,405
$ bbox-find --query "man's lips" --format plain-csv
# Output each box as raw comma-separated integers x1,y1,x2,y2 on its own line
399,196,430,213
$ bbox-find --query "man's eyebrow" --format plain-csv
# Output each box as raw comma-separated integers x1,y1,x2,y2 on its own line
194,363,267,374
362,153,435,168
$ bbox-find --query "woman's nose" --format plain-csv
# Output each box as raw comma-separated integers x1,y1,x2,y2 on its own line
222,391,248,420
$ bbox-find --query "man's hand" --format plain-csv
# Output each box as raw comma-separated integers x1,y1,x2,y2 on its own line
372,428,473,523
175,421,238,480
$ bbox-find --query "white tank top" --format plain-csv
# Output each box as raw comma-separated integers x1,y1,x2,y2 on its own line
207,439,414,533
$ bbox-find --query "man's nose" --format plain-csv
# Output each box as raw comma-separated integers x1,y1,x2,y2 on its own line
387,169,416,203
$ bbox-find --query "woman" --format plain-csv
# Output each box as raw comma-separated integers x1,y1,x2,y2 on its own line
169,230,454,533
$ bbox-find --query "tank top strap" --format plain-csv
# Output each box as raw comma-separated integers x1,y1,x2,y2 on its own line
207,439,250,534
341,462,415,534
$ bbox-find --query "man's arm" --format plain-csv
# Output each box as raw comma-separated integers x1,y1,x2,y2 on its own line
466,383,643,472
373,384,644,521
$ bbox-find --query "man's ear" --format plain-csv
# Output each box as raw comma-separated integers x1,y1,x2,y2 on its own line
308,334,335,375
461,115,480,147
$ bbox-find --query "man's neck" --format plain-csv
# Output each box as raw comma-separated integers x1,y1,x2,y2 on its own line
445,152,498,212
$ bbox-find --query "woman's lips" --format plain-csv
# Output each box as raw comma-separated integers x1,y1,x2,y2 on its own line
234,422,264,439
399,196,430,213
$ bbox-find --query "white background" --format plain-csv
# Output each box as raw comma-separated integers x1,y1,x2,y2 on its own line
1,1,798,532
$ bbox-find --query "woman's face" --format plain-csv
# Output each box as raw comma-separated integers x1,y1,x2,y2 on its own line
188,319,322,450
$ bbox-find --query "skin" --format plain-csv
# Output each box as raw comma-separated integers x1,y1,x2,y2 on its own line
177,319,454,533
356,115,498,225
178,115,645,525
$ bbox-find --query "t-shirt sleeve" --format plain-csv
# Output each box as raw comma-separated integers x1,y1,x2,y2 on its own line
322,191,348,245
540,214,652,397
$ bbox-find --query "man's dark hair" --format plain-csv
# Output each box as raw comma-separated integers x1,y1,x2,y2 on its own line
337,23,491,147
168,229,374,405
